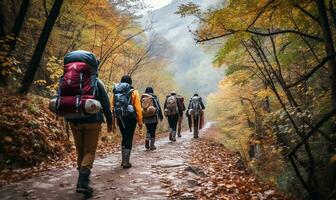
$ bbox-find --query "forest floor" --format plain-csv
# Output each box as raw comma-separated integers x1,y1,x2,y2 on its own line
0,123,288,200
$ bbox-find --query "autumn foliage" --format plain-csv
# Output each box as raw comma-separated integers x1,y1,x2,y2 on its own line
178,0,336,199
0,0,178,186
0,89,71,169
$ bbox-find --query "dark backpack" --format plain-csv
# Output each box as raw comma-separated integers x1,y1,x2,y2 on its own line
191,96,201,115
113,83,134,118
165,95,178,116
49,51,101,119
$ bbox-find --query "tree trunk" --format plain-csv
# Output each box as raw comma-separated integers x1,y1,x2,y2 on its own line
0,0,5,37
10,0,30,50
315,0,336,109
19,0,64,94
315,2,336,195
0,0,6,86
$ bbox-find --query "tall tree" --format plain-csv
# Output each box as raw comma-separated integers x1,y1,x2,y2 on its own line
19,0,64,94
177,0,336,198
0,0,30,86
10,0,30,50
315,0,336,110
0,0,5,37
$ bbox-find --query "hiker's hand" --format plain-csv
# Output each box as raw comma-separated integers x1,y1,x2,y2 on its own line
107,124,113,133
138,123,143,130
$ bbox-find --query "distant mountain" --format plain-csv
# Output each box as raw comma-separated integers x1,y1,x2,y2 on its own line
142,0,225,97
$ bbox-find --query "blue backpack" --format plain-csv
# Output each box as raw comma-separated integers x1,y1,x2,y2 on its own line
113,83,135,119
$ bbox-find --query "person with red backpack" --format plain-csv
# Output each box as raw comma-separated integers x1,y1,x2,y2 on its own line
141,87,163,150
111,75,143,169
49,50,113,197
176,94,186,137
164,91,183,141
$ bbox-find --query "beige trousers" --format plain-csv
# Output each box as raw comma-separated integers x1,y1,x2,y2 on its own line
70,123,101,169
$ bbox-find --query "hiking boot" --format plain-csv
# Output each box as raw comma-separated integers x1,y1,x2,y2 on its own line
169,132,173,141
145,139,150,149
194,130,199,139
122,149,132,169
76,167,93,197
145,132,150,149
172,131,176,141
177,132,182,138
150,138,156,150
177,123,182,137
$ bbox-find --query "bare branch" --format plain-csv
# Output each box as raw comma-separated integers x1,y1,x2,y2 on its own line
240,97,259,115
247,0,276,30
289,108,336,156
43,0,49,18
294,4,320,24
197,28,323,43
289,13,321,62
128,41,155,76
287,55,335,88
196,31,237,43
246,29,323,41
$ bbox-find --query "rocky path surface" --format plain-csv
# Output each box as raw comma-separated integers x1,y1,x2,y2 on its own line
0,123,288,200
0,124,212,200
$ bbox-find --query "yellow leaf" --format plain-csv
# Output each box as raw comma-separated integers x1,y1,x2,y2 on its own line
4,136,12,142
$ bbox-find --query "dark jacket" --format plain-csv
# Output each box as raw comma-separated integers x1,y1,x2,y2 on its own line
67,79,113,125
164,94,183,117
143,93,163,124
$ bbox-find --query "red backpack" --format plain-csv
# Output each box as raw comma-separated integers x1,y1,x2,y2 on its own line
49,51,101,119
177,95,186,111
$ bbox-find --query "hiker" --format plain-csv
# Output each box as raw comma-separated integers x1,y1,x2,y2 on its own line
111,75,143,168
50,50,113,197
141,87,163,150
164,91,183,141
187,94,205,138
176,94,186,137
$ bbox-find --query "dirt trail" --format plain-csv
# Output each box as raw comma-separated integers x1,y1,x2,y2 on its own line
0,123,288,200
0,123,213,200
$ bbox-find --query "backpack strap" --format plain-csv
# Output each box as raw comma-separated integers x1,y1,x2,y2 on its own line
75,94,80,113
153,97,160,111
56,76,64,116
90,75,98,96
79,72,83,95
57,76,64,97
127,89,135,105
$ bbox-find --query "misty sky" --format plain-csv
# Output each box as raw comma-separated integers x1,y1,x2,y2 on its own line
142,0,225,97
144,0,173,10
